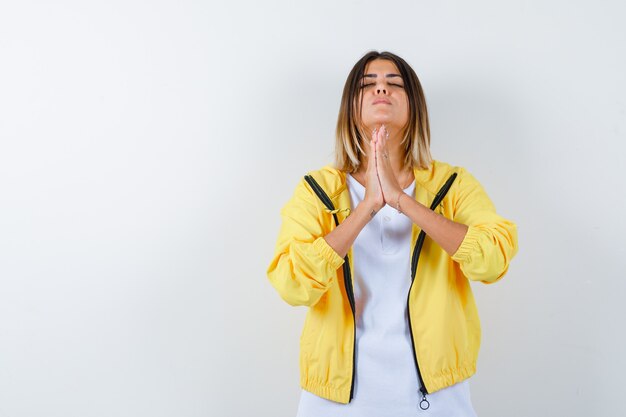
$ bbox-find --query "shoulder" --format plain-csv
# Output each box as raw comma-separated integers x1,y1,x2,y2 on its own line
422,160,492,210
301,164,347,199
416,159,467,196
429,159,480,186
281,164,346,211
433,160,496,213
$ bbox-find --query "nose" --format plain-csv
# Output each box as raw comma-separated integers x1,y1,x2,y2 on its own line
376,85,387,94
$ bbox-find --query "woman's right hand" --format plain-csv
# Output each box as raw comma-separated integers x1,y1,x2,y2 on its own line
362,134,385,215
316,134,384,260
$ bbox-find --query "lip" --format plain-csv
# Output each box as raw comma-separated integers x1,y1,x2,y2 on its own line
372,98,391,105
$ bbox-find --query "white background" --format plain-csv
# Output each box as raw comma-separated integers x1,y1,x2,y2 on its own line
1,1,625,416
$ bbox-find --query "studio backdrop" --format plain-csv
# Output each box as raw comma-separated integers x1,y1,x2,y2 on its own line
0,1,624,416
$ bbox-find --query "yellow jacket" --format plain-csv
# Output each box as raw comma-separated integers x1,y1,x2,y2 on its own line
266,159,519,404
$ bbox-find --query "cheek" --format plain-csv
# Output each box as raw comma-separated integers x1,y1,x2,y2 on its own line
400,98,410,120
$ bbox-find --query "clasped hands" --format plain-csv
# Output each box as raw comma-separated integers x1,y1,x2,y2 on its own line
362,124,409,213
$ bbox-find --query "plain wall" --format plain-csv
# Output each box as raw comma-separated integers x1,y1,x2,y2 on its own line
1,1,625,416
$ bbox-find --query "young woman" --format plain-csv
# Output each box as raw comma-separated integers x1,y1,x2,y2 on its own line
267,51,519,416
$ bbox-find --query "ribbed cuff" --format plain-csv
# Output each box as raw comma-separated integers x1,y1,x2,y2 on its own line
451,225,481,263
313,236,345,270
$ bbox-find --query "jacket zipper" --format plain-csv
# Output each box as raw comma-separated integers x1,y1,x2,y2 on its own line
344,260,356,400
304,175,357,401
407,231,431,410
406,172,458,411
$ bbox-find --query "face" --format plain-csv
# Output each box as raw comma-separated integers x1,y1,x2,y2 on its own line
356,59,409,134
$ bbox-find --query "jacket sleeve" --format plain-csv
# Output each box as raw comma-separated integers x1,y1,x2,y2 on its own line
450,167,519,284
266,178,345,306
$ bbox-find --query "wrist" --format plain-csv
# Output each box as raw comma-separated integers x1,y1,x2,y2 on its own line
359,198,380,219
395,191,407,214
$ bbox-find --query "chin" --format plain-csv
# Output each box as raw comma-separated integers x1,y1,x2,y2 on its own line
365,114,392,123
368,119,395,129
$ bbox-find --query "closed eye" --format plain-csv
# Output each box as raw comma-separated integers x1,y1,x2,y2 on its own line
360,83,404,89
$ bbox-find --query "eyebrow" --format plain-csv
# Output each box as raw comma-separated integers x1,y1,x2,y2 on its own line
362,73,403,79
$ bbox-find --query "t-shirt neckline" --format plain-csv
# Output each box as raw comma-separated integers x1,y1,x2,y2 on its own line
347,173,416,193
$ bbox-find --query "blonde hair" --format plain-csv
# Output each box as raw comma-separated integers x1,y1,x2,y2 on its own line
334,51,433,173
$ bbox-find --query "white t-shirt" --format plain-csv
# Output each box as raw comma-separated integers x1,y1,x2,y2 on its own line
295,173,478,417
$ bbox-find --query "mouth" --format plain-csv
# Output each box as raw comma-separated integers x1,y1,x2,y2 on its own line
373,99,391,105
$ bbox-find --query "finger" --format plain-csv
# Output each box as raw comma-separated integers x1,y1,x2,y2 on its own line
379,138,389,168
384,127,391,157
369,131,376,168
375,138,383,165
369,139,378,169
382,125,389,147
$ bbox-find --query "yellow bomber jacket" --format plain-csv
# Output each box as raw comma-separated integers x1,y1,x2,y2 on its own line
266,159,519,404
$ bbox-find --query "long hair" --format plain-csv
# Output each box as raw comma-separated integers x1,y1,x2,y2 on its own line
334,51,432,173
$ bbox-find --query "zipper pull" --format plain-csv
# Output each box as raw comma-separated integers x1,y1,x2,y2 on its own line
419,388,430,410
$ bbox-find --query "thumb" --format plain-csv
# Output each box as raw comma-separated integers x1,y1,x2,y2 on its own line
369,129,377,163
368,138,377,169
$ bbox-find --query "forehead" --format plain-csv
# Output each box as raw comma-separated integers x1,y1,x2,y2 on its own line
363,59,401,75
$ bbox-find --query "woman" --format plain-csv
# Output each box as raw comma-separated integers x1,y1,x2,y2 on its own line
266,51,519,416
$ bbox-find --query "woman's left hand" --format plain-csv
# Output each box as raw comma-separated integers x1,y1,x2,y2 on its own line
374,125,404,206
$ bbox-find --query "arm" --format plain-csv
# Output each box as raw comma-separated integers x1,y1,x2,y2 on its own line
397,168,518,284
448,168,518,283
266,179,376,307
323,198,378,258
396,193,468,256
